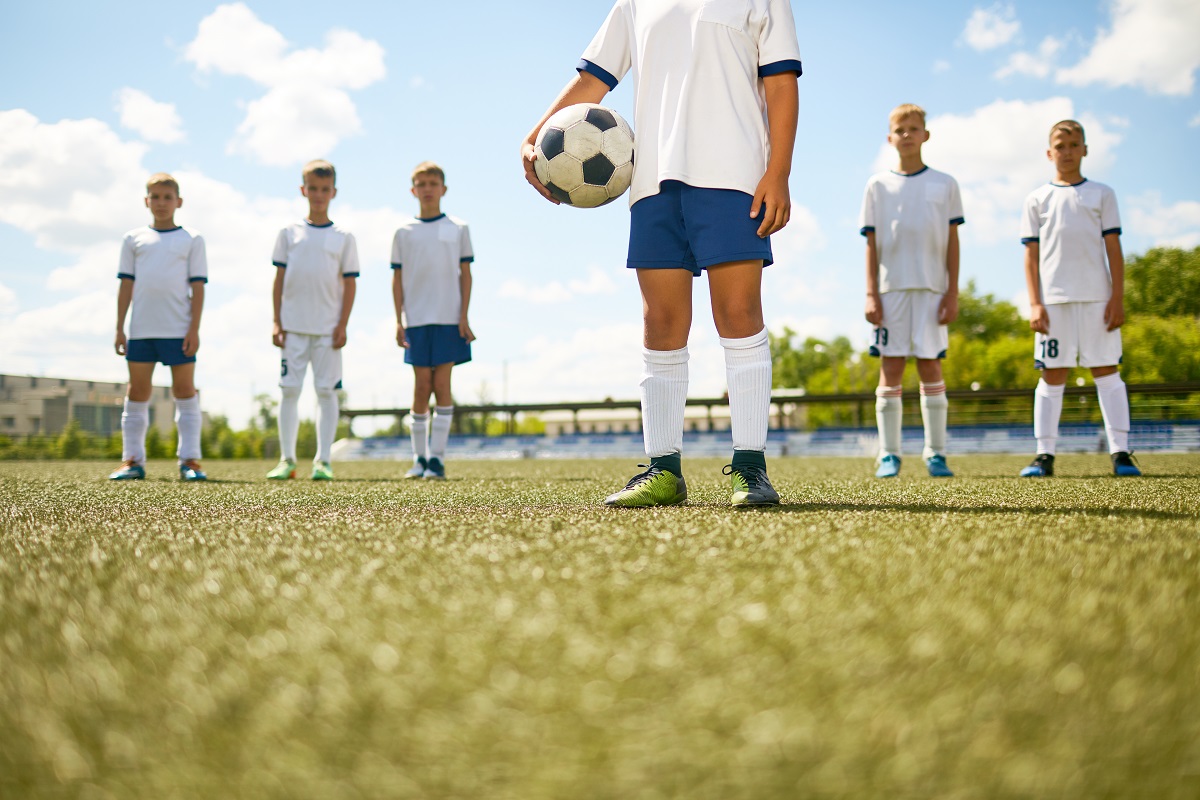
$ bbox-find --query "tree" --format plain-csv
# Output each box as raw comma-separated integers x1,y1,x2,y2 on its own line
1125,246,1200,318
57,419,85,459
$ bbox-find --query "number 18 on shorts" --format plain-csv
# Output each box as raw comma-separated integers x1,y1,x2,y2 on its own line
1033,302,1122,370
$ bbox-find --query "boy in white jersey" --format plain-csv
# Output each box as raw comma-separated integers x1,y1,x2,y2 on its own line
522,0,802,508
860,104,964,479
1019,120,1140,477
109,173,208,482
266,160,359,481
391,161,475,481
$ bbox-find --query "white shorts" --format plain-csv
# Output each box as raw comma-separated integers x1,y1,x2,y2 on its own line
1035,302,1122,370
280,332,343,390
869,290,948,360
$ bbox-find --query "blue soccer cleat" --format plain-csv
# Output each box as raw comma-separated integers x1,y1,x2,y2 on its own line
108,460,145,481
1111,451,1141,477
179,460,208,482
925,454,954,478
423,457,446,480
875,454,901,478
1020,453,1055,477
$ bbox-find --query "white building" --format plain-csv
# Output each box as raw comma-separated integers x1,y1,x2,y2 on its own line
0,374,175,438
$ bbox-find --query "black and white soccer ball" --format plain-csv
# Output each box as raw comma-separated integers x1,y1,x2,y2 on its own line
534,104,634,208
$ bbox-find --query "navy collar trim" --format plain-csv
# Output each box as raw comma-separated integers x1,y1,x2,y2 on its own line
151,225,182,232
418,213,446,222
890,166,929,178
305,220,334,228
1050,178,1088,187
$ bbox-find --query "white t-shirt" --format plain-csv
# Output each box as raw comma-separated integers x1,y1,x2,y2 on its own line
391,214,475,328
579,0,803,207
1020,179,1121,305
272,221,360,336
118,226,208,339
859,167,965,294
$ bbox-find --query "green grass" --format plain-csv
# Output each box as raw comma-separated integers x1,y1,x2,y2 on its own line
2,455,1199,799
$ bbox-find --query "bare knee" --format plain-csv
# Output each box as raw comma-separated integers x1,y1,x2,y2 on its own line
1041,368,1070,386
915,359,943,384
879,357,906,387
711,299,764,339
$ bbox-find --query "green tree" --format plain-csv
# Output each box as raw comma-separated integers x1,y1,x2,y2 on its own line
1125,246,1200,318
57,419,85,459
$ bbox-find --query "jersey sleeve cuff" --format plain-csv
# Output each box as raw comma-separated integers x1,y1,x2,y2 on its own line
117,272,135,280
1102,227,1122,236
391,263,402,270
342,272,360,278
859,226,875,237
460,256,475,264
758,59,803,78
188,276,208,283
1020,236,1039,244
950,217,965,226
272,261,287,268
577,59,619,90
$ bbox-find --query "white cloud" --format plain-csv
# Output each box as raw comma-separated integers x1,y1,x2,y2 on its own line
962,4,1020,51
933,60,951,74
871,98,1123,246
996,36,1064,80
1126,191,1200,249
184,3,386,166
115,88,185,143
1057,0,1200,96
498,266,618,305
0,281,16,315
1189,113,1200,127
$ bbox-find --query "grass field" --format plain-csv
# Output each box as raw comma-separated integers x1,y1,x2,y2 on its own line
2,455,1199,799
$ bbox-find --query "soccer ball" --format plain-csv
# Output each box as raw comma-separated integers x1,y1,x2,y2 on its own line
534,104,634,208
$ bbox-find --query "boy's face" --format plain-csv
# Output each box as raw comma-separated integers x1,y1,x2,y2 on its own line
887,114,929,155
411,173,447,205
144,185,182,223
1047,130,1087,175
301,175,337,211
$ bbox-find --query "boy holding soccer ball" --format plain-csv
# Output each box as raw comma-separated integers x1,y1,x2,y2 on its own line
266,160,359,482
392,162,476,481
109,173,209,482
860,104,964,479
522,0,802,508
1018,120,1140,478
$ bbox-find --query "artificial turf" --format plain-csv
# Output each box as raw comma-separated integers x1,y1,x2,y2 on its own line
2,455,1198,799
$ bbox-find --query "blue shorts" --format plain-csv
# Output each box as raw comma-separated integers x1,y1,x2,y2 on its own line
628,180,774,276
405,325,471,367
126,338,195,366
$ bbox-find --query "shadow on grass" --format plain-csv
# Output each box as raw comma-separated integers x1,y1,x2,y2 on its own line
768,502,1198,522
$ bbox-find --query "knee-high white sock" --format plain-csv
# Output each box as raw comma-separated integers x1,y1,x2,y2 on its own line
875,386,903,457
430,405,454,460
1034,379,1065,455
410,412,429,459
640,346,689,458
919,382,948,459
1094,372,1130,453
315,387,339,464
121,398,150,465
721,329,771,453
174,393,202,462
279,386,301,461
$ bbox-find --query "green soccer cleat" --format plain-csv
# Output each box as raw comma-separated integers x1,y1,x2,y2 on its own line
724,462,780,508
603,464,687,508
179,460,208,482
108,460,145,481
267,458,296,480
311,461,334,481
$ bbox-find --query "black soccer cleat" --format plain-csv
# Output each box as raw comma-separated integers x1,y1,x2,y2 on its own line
1019,453,1055,478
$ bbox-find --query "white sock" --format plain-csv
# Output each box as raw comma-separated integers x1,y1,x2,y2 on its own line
720,328,771,453
410,411,429,459
121,398,150,465
1034,379,1065,455
640,346,689,458
430,406,454,460
875,386,902,457
279,385,301,461
919,382,948,459
315,387,339,464
1094,372,1130,453
174,393,202,462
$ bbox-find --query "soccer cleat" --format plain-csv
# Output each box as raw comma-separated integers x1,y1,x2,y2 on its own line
1020,453,1055,478
108,460,145,481
405,456,428,479
179,460,207,482
311,461,334,481
267,458,296,480
723,463,780,508
423,457,446,481
1111,451,1142,477
603,464,687,507
925,454,954,478
875,454,901,478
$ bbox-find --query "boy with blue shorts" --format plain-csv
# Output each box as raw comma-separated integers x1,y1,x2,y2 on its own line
392,161,476,481
109,173,209,481
523,0,802,507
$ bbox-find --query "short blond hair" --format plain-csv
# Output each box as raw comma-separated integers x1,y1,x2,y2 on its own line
411,161,445,184
302,159,336,185
889,103,926,128
146,172,180,195
1049,119,1086,143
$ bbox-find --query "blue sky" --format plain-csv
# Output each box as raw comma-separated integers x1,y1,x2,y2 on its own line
2,0,1198,429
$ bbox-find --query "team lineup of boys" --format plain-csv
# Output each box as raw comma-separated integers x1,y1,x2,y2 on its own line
109,0,1142,499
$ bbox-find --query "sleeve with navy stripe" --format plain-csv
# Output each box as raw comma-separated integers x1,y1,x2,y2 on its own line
758,60,803,77
272,228,289,269
578,0,632,90
118,233,136,281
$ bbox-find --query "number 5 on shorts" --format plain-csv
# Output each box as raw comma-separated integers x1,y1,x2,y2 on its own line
280,358,288,377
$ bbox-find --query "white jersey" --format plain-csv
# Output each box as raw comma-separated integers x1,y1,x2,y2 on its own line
118,226,208,339
390,214,475,328
859,167,964,294
579,0,803,207
1020,179,1121,305
272,221,360,336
